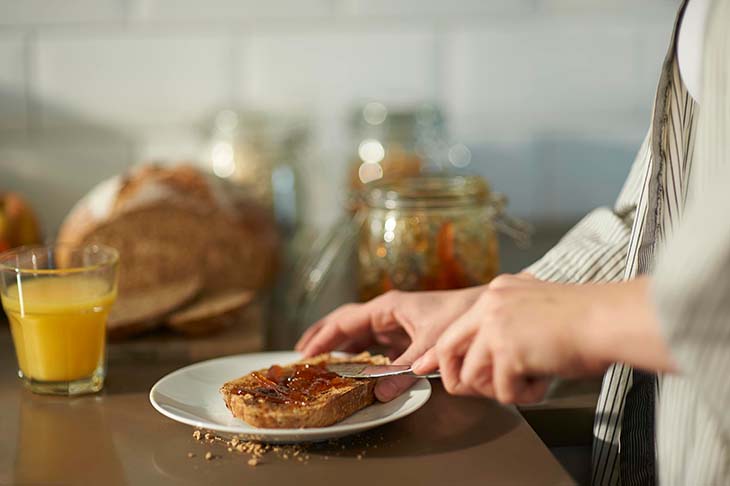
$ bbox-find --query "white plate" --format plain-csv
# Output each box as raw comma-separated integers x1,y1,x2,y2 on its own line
149,351,432,443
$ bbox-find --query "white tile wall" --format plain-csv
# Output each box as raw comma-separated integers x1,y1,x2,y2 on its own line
34,32,233,130
0,0,126,25
239,29,436,114
134,0,332,21
0,0,683,232
337,0,535,17
0,137,131,232
0,35,26,131
539,0,681,12
131,125,208,164
442,16,649,141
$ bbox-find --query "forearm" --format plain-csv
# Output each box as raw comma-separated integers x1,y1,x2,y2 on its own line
579,277,677,373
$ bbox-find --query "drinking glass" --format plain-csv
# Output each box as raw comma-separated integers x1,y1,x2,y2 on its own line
0,244,119,395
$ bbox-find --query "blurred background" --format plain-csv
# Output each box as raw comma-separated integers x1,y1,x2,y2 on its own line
0,0,679,234
0,4,684,480
0,0,683,351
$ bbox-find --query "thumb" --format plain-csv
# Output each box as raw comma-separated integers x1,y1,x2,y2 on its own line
375,342,426,402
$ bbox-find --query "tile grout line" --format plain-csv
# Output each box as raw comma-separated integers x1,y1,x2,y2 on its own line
23,28,39,140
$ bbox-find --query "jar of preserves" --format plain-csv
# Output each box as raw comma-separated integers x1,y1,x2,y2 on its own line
358,175,527,301
347,102,447,196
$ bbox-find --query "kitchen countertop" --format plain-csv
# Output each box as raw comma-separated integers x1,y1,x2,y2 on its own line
0,325,575,486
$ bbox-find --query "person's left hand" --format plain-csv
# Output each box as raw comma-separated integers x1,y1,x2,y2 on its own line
412,274,612,404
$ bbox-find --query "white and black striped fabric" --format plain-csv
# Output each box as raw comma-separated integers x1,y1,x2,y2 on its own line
653,0,730,483
527,0,730,483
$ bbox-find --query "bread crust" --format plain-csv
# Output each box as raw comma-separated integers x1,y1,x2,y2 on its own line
56,164,278,338
165,289,254,336
220,353,388,428
107,275,202,340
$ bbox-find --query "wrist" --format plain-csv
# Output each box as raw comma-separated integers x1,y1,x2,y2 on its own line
580,277,676,372
572,285,621,372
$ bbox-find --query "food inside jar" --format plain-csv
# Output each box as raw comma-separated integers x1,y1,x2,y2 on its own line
358,212,499,301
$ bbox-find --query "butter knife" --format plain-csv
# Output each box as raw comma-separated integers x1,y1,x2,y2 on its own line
326,363,441,379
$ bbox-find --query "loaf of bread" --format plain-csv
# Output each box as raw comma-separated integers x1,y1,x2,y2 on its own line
220,352,389,428
58,164,278,339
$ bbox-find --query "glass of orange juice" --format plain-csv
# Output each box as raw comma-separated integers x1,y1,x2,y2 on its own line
0,244,119,395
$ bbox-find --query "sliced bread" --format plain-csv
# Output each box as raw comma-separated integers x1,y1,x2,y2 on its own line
165,289,254,336
220,352,389,428
107,274,202,340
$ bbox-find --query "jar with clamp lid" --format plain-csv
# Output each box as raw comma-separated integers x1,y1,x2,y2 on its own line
358,175,530,301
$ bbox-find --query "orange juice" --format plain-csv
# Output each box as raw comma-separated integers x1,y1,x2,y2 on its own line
1,275,115,382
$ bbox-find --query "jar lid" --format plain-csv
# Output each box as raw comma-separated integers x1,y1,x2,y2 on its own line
365,175,492,210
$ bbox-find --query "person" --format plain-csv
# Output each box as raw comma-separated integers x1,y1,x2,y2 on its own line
296,0,730,484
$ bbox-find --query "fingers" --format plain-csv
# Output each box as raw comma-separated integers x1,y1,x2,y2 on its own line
340,320,409,357
517,378,551,404
339,336,377,354
434,314,480,396
488,273,534,290
459,328,494,397
493,367,550,404
294,320,325,352
299,303,377,357
493,362,520,404
411,347,437,374
375,342,426,402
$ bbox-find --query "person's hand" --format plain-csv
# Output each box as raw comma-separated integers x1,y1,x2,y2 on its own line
412,274,613,404
295,286,484,402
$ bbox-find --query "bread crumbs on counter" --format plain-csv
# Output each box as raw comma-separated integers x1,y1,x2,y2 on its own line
193,430,350,466
187,452,195,458
356,454,363,460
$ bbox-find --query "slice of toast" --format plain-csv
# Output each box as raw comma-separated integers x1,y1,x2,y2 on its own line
220,352,389,428
107,274,202,339
165,289,254,336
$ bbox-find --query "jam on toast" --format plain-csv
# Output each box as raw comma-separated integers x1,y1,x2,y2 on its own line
220,352,389,428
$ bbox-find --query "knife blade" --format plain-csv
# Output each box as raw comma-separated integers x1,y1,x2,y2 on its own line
326,363,441,379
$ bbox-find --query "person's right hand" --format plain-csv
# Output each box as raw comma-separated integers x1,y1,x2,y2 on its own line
294,286,484,402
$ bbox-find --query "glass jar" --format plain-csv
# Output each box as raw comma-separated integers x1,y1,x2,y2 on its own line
206,109,310,236
358,175,511,301
347,102,448,195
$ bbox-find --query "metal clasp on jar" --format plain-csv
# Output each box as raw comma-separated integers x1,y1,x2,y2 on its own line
490,193,533,248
